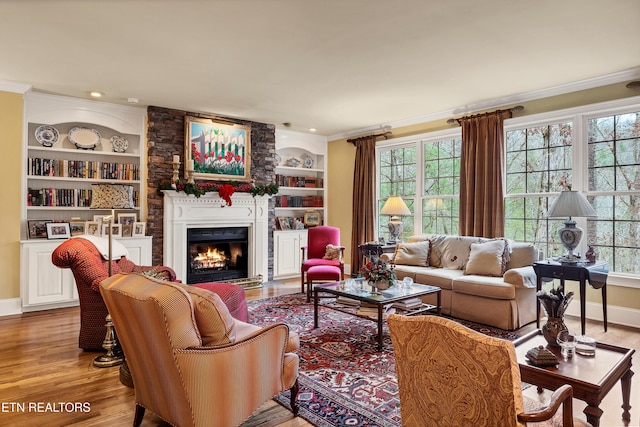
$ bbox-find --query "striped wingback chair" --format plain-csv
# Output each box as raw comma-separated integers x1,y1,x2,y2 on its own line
100,273,299,427
388,315,591,427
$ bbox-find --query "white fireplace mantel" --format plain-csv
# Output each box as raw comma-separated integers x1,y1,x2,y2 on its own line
162,190,270,282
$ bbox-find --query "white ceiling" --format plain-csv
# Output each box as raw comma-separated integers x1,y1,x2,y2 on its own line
1,0,639,137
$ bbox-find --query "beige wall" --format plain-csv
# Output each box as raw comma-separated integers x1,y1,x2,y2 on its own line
0,91,23,300
327,82,640,310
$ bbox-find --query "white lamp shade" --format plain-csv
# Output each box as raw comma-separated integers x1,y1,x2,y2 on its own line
381,196,411,217
547,191,597,219
90,184,135,209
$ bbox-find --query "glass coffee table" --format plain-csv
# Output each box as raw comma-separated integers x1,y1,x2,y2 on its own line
313,278,441,351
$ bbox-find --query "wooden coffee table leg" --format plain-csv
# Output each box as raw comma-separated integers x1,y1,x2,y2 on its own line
621,369,634,421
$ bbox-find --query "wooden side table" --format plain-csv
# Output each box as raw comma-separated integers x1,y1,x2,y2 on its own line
533,260,609,335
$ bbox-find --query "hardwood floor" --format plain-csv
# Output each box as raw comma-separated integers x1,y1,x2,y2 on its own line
0,279,637,426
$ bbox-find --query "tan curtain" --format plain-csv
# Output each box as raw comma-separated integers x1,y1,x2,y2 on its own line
458,110,511,238
350,136,377,272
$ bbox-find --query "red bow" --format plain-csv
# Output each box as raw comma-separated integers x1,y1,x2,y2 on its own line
218,184,235,206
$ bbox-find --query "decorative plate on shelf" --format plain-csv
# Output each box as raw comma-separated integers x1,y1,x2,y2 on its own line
110,135,129,153
34,125,59,147
69,127,101,150
303,156,314,168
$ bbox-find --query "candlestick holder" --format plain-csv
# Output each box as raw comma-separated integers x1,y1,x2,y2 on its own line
187,168,195,184
171,161,180,188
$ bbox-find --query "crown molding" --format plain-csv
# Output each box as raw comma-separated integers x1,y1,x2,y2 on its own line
328,66,640,141
0,80,31,94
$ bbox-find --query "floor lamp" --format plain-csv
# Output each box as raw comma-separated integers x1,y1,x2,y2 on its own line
90,184,135,367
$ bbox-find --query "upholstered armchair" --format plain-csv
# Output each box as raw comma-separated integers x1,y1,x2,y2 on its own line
388,315,591,427
300,225,345,292
51,236,176,351
100,272,300,427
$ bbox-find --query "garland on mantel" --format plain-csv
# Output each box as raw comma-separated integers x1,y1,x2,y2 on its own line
158,180,279,206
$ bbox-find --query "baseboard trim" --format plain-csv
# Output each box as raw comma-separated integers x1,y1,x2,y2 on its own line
564,300,640,329
0,298,23,317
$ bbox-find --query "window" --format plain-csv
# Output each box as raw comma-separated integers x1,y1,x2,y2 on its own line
378,146,416,240
504,122,573,258
422,137,461,235
587,111,640,274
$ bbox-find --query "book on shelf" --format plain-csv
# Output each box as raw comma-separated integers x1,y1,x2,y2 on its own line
392,298,423,310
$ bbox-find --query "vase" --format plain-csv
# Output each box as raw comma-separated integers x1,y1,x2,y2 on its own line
542,317,568,347
369,279,390,291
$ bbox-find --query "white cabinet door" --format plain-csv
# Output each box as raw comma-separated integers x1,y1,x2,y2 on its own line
274,230,307,279
117,237,153,265
21,241,77,310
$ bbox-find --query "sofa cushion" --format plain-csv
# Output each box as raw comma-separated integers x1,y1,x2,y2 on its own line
464,239,508,277
506,242,539,269
452,275,516,299
393,241,430,266
174,283,236,346
430,235,479,269
415,268,464,291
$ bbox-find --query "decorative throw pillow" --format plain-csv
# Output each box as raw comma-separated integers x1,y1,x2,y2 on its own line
175,283,236,346
464,239,508,277
393,241,430,267
323,244,341,260
437,236,473,270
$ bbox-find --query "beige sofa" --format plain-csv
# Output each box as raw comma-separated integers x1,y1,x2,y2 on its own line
385,234,541,330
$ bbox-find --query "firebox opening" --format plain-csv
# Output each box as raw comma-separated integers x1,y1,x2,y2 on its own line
186,227,248,284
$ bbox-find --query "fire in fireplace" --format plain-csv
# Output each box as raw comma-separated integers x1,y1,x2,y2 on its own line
186,227,248,284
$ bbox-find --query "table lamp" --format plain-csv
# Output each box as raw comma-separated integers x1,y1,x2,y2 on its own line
90,183,134,368
381,196,411,243
546,190,597,262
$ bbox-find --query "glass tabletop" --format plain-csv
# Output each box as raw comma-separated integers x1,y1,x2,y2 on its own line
315,278,439,304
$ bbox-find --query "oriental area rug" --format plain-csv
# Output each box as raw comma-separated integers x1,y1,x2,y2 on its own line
247,293,521,427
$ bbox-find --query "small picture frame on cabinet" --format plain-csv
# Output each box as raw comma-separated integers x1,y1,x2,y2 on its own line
278,216,291,230
46,222,71,240
27,220,52,239
132,222,146,237
303,211,321,227
85,221,101,236
102,223,122,237
69,221,85,236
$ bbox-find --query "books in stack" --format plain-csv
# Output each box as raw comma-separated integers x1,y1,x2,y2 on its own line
336,296,361,307
357,302,395,317
392,298,423,311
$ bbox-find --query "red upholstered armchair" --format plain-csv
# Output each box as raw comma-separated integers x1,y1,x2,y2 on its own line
52,237,177,351
300,225,345,292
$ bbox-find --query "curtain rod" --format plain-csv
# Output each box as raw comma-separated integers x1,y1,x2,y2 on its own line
347,131,393,145
446,105,524,125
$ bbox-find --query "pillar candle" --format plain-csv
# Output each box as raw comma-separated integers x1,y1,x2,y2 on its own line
173,155,180,163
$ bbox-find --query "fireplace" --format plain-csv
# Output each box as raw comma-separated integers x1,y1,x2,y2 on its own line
187,227,248,283
163,191,270,283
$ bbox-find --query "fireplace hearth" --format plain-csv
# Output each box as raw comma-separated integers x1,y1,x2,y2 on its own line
187,227,248,284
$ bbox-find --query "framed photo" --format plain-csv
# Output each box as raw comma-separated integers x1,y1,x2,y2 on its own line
277,216,291,230
93,215,107,223
85,221,101,236
132,222,146,237
102,223,122,237
118,213,137,237
27,220,52,239
46,222,71,240
304,211,321,227
185,116,251,182
69,221,85,236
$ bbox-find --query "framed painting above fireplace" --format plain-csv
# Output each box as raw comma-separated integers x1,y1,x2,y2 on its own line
185,116,251,181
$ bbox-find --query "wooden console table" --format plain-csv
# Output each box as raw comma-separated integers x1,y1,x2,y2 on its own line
533,260,609,335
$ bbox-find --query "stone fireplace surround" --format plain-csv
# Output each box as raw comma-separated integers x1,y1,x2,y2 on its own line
163,191,270,283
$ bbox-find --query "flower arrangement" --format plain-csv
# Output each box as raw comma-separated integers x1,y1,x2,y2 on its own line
359,259,397,287
537,285,573,319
